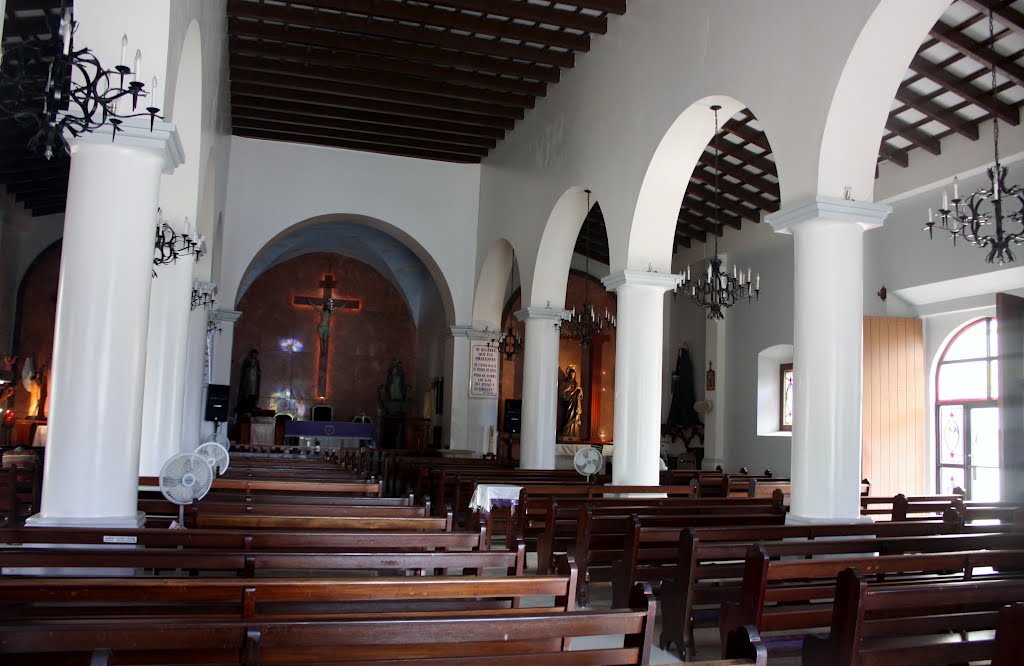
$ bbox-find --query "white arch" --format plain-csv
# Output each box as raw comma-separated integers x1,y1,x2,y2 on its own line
530,187,601,308
627,95,750,272
819,0,952,202
472,239,515,329
236,214,457,328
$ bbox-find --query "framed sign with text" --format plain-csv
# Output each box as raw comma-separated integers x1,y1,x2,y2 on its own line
469,341,500,399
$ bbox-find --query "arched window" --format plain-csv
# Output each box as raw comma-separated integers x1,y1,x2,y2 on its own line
935,317,999,501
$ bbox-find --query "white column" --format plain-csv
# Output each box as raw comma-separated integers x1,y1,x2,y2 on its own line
703,316,726,470
602,271,680,485
515,307,564,470
449,325,499,457
138,256,195,476
766,197,889,523
209,309,241,386
31,120,183,528
181,303,210,446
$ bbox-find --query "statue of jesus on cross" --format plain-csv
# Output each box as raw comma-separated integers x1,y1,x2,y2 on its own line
294,274,360,399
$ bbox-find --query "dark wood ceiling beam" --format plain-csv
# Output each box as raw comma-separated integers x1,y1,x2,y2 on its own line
232,118,488,158
229,49,534,108
959,0,1024,37
884,115,942,156
429,0,608,33
235,126,481,163
26,206,65,217
894,85,979,141
930,21,1024,88
227,0,573,69
681,194,742,231
229,31,548,95
675,207,723,236
0,161,67,177
232,93,505,139
554,0,626,14
674,235,692,250
230,81,513,130
675,215,708,243
230,70,523,120
908,55,1019,125
698,150,780,200
3,172,67,188
16,194,65,208
721,118,772,153
690,164,779,213
715,138,777,175
231,110,496,149
286,0,591,52
878,141,910,168
684,181,761,224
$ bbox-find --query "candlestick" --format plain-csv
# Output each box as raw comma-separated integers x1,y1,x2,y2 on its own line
120,34,128,67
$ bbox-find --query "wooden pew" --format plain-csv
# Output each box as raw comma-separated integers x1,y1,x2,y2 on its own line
0,467,20,526
192,511,453,532
0,541,526,578
802,569,1024,666
860,492,963,521
573,503,787,605
994,602,1024,666
0,524,487,552
719,544,1024,658
659,521,1022,660
211,478,382,496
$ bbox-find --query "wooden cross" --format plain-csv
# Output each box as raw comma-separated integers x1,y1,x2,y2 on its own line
293,274,360,400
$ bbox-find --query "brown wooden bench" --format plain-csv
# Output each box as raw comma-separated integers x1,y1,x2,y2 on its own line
994,602,1024,666
0,524,487,552
573,502,788,605
192,512,453,532
211,478,382,496
0,583,776,665
0,541,527,578
860,492,963,521
719,544,1024,658
659,520,1022,660
802,568,1024,666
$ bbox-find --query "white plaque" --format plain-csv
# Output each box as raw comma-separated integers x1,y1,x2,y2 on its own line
469,342,500,398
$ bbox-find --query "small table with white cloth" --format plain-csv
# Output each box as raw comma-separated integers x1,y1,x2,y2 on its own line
468,483,523,546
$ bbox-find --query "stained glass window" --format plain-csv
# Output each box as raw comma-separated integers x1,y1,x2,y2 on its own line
780,363,793,432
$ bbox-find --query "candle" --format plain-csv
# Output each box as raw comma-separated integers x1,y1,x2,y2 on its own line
747,267,752,284
60,8,72,55
686,265,691,280
953,176,959,201
942,190,948,210
151,76,158,99
733,265,737,279
120,34,128,67
133,49,142,81
928,208,933,222
755,274,760,290
707,263,712,279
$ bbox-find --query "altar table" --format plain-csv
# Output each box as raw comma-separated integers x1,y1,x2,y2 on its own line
284,421,376,451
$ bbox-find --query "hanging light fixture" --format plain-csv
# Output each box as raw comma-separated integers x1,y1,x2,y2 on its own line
153,209,203,267
489,249,522,360
922,11,1023,265
679,105,760,320
0,3,162,160
558,189,616,347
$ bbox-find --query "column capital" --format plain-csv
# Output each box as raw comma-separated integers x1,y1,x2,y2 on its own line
602,269,682,293
67,117,185,174
765,196,891,235
514,306,566,322
210,308,241,324
445,324,493,341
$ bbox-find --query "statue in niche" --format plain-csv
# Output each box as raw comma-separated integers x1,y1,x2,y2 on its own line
378,359,409,418
558,365,583,441
238,348,261,414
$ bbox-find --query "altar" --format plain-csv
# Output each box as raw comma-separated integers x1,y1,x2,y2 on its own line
284,420,376,452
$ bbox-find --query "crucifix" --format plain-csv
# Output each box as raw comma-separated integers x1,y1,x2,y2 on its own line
293,274,360,399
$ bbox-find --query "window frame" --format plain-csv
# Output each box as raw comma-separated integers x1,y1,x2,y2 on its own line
779,362,793,432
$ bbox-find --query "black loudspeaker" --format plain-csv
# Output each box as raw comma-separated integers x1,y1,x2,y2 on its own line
503,399,522,434
205,384,230,422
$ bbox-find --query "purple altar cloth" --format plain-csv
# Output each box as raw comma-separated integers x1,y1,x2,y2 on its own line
284,421,375,441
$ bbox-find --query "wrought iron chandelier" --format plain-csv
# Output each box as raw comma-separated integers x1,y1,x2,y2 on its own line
0,4,162,160
558,190,616,347
191,281,216,311
154,209,203,267
922,11,1023,265
679,105,760,320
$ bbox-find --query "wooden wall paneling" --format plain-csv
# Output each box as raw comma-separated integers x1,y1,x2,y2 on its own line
862,316,926,498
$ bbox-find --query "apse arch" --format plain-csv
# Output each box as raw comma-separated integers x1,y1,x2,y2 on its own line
818,0,951,201
236,214,457,329
627,95,771,273
473,239,517,328
530,187,607,309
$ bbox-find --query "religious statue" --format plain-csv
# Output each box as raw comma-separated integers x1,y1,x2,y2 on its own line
29,360,48,420
558,365,583,441
667,344,700,429
238,348,261,414
304,297,340,357
379,359,409,418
